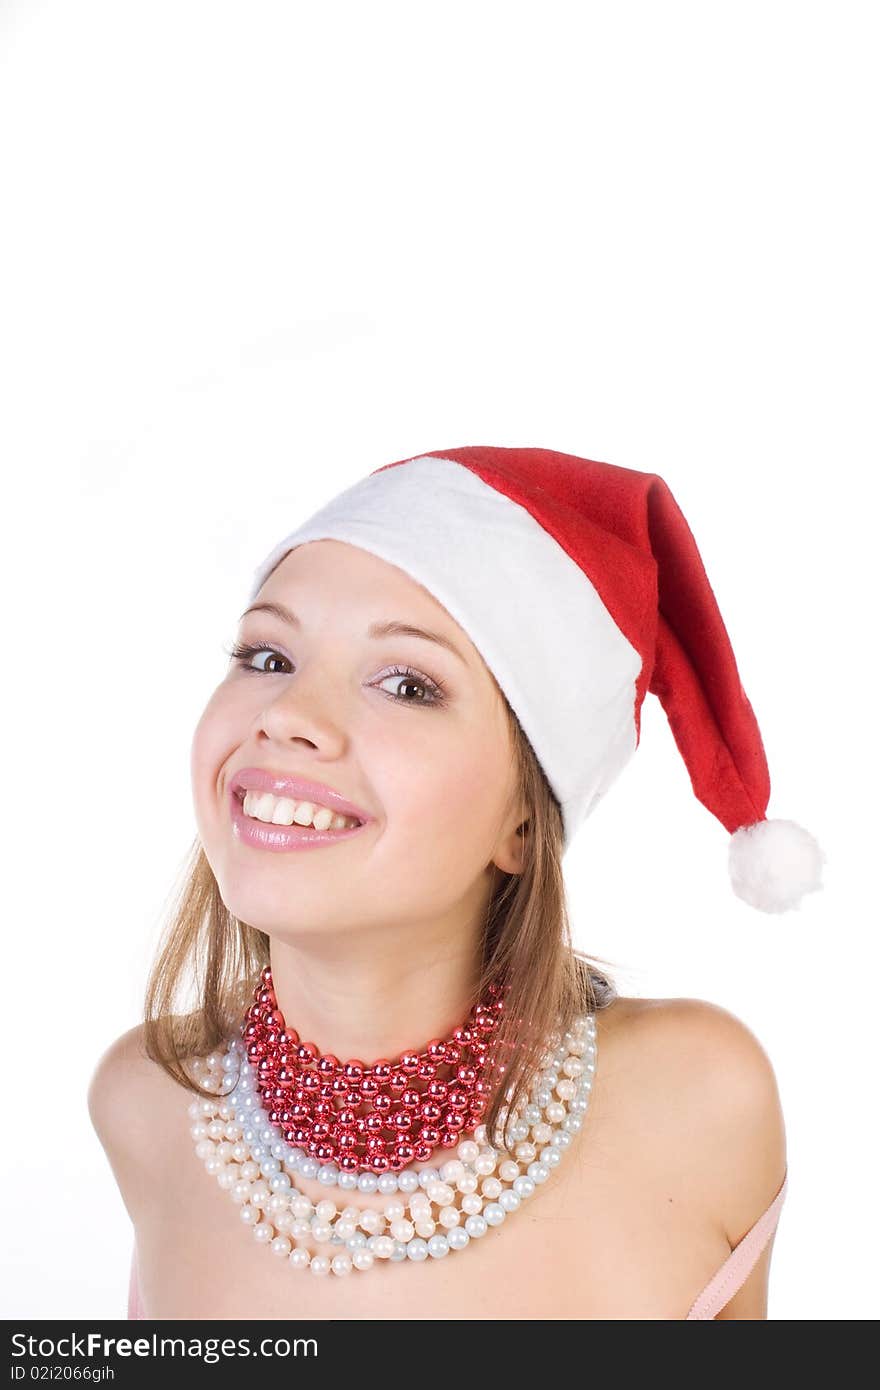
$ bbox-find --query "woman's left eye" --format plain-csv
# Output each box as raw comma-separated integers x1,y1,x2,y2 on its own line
223,642,448,707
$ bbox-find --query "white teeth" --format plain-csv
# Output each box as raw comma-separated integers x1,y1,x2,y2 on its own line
241,790,358,831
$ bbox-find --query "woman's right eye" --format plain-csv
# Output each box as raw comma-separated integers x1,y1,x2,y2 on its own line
224,641,290,674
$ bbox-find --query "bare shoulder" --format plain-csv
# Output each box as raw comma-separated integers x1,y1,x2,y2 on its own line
87,1022,198,1214
592,994,788,1246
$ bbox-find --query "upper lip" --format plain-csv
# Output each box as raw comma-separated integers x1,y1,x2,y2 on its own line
229,766,372,824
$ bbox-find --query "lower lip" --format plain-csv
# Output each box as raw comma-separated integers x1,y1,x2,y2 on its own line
229,788,369,852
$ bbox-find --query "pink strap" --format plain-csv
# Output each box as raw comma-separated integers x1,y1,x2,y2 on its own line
686,1169,788,1319
127,1245,144,1320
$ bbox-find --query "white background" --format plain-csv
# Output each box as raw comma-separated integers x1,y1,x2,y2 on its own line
1,0,876,1321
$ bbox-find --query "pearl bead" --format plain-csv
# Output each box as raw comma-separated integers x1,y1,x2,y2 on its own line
481,1177,502,1199
406,1238,429,1260
427,1234,450,1258
310,1256,331,1276
352,1249,374,1271
315,1199,337,1223
414,1218,436,1238
440,1160,465,1183
461,1194,483,1216
427,1181,455,1205
383,1199,406,1222
288,1247,310,1270
457,1140,479,1163
498,1159,519,1182
372,1236,395,1259
464,1214,487,1238
498,1189,520,1212
331,1252,353,1276
438,1205,460,1228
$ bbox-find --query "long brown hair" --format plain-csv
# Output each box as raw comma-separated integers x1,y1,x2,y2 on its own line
143,692,619,1153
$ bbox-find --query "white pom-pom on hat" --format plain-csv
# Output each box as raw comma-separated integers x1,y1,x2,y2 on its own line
728,818,826,914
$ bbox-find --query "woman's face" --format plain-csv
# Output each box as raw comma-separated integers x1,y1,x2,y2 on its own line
191,539,524,944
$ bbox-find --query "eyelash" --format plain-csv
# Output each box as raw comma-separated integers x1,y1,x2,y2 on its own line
223,641,449,708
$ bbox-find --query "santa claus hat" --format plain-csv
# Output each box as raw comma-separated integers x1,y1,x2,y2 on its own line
247,445,825,915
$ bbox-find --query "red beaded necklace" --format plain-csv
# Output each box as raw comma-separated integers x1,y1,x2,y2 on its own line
241,965,507,1173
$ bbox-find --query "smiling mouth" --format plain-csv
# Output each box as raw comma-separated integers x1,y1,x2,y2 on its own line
233,786,365,832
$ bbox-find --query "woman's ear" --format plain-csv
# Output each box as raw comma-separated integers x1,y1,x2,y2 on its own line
493,808,529,875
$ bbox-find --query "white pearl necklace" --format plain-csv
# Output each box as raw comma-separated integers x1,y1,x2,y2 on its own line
188,1012,597,1277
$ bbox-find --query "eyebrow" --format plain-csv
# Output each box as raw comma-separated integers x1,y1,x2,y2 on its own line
239,600,469,666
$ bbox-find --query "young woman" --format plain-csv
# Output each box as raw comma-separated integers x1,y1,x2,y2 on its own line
88,445,823,1320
